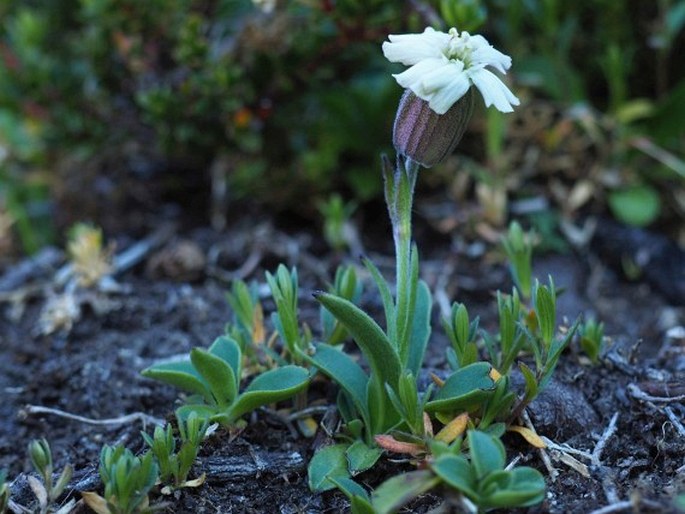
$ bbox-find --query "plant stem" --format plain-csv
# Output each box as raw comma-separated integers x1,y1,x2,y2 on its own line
388,157,420,360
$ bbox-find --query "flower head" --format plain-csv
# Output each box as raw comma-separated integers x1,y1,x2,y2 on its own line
383,27,519,115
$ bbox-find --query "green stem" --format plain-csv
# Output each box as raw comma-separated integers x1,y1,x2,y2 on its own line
390,157,420,362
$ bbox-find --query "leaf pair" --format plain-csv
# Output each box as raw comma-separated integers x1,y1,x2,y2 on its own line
364,431,545,514
142,336,309,426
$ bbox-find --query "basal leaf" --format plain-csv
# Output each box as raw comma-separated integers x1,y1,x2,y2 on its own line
226,365,309,422
430,454,478,498
141,360,210,400
328,476,370,502
425,362,496,413
315,292,401,390
481,467,545,508
190,348,236,407
308,444,350,492
175,404,220,422
468,430,506,480
208,336,242,381
371,470,440,514
346,441,383,476
300,343,369,427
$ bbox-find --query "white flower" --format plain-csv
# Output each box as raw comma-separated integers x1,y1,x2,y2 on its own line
382,27,520,115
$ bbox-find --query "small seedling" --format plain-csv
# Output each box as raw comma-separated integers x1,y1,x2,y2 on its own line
501,221,536,300
25,438,75,514
442,302,480,370
317,193,357,252
266,265,316,367
141,411,209,492
142,335,309,427
225,278,270,373
345,430,544,514
82,446,158,514
579,318,605,364
320,265,362,346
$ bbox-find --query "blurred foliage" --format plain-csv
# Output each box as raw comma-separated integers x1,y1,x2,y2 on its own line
0,0,684,253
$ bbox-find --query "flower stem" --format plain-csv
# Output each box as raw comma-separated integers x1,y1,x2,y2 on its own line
386,156,420,362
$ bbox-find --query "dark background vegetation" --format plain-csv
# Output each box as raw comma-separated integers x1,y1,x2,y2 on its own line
0,0,684,258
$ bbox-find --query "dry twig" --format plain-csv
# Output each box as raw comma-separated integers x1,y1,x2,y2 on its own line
22,405,165,428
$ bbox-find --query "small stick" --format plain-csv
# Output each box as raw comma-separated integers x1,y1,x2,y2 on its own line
664,406,685,437
541,437,592,460
628,383,685,403
592,412,619,465
591,412,620,505
22,404,165,428
520,409,558,481
588,500,634,514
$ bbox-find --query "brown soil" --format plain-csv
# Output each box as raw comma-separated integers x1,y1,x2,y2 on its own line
1,210,684,514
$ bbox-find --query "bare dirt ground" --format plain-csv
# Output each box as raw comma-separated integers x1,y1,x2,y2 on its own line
1,208,684,513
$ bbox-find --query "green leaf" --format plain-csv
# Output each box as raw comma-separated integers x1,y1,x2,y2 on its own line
406,279,432,377
190,348,237,407
346,441,383,476
518,361,539,401
350,494,376,514
300,343,370,428
455,304,470,348
315,292,402,390
223,365,309,422
397,243,421,363
534,281,556,347
308,444,350,492
425,362,496,413
540,316,580,389
371,470,440,514
175,404,220,422
481,467,546,508
430,454,478,498
608,185,661,227
468,431,506,480
362,257,396,341
141,360,210,400
208,336,242,381
329,476,370,502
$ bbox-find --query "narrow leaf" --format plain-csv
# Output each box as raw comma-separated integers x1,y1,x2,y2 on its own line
315,292,402,390
371,470,440,514
226,365,309,421
406,279,432,377
507,426,546,448
362,257,396,341
141,360,210,400
518,361,538,401
300,343,370,427
425,362,497,413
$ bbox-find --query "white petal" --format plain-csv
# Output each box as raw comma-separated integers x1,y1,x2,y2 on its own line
383,28,450,66
418,60,465,95
392,57,448,90
467,34,512,74
469,68,520,113
424,73,471,115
